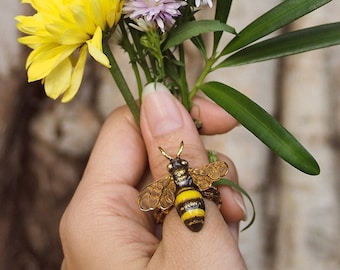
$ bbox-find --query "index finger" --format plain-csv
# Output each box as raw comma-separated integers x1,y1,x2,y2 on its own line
83,106,146,187
191,95,238,135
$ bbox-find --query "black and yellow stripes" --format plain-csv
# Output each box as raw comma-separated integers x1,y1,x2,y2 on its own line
175,187,205,232
137,142,224,232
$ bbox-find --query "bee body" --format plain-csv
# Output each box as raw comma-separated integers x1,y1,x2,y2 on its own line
138,141,228,232
175,187,205,232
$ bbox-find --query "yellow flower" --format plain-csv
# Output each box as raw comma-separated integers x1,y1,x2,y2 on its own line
16,0,124,102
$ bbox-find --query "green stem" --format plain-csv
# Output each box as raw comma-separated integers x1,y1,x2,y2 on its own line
129,29,153,83
157,53,165,82
119,23,143,99
178,44,190,111
189,56,217,100
102,40,140,124
133,60,143,100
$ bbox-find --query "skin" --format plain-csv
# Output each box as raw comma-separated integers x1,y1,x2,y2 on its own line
60,84,247,269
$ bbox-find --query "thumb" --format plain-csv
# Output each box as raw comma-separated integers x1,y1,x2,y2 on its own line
140,83,246,269
140,82,207,178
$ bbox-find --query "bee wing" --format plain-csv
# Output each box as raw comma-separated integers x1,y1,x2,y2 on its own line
159,179,176,210
190,161,228,191
138,176,175,211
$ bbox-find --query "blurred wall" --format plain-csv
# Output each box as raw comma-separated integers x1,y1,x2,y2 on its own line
1,1,339,269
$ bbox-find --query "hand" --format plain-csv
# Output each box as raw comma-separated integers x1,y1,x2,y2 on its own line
60,83,247,269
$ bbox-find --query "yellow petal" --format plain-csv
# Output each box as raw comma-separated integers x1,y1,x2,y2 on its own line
44,57,72,100
88,26,103,51
46,22,90,45
106,10,120,29
69,4,96,34
86,27,110,68
17,35,47,48
27,44,77,81
26,43,55,69
106,0,124,28
61,45,88,102
29,0,61,16
88,0,106,30
15,14,44,35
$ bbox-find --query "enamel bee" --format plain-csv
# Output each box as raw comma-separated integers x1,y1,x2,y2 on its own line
138,141,228,232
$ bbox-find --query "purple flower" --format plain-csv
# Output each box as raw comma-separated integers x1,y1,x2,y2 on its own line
123,0,187,32
194,0,213,8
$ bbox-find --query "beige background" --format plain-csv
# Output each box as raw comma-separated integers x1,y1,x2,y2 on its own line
1,1,339,269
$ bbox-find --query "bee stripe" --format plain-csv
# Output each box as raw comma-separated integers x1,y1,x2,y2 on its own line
180,208,205,222
176,198,205,216
175,189,202,206
175,188,206,232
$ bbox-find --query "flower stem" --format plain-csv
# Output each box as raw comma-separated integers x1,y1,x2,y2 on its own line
119,23,143,99
178,44,191,111
103,40,140,124
128,27,153,83
189,56,217,100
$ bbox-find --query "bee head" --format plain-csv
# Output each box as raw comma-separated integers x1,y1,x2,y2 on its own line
159,141,187,173
167,157,188,174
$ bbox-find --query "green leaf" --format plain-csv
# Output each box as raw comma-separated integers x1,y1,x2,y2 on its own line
214,178,256,232
218,22,340,67
213,0,233,52
200,81,320,175
163,20,236,51
191,35,207,55
208,150,255,231
221,0,333,55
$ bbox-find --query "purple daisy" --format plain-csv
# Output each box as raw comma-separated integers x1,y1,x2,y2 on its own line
123,0,187,32
194,0,213,8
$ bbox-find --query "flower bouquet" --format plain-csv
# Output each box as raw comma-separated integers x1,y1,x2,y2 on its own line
15,0,340,229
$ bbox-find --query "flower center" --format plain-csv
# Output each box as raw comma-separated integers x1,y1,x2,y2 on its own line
146,0,161,7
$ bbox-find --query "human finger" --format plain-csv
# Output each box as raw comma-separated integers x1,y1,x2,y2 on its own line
60,106,158,270
139,83,246,269
140,83,208,180
82,106,146,187
191,95,238,135
213,152,247,241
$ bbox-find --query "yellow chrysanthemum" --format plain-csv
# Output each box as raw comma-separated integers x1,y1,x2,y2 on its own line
16,0,124,102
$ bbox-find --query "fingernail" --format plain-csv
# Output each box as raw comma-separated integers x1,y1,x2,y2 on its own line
142,83,183,136
233,191,248,221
